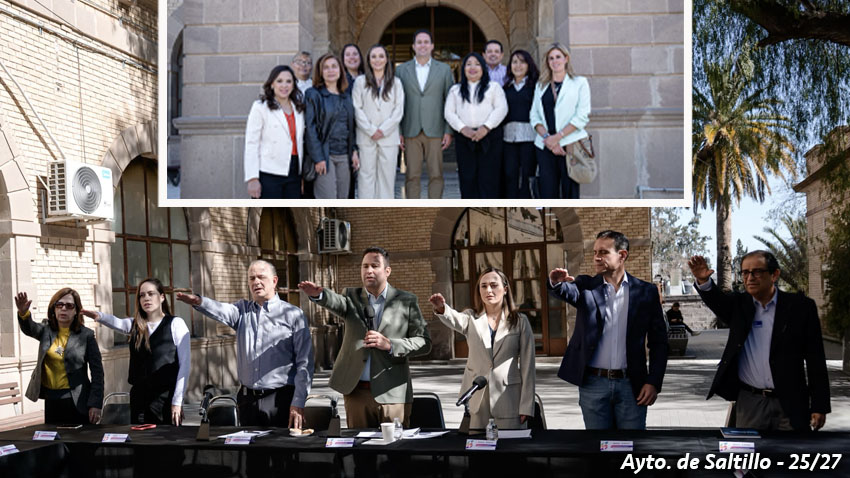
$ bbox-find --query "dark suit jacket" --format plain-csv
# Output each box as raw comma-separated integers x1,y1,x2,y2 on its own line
548,273,668,396
317,286,431,404
18,314,104,414
697,282,831,430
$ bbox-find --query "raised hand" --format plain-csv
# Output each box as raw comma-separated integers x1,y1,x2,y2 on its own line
687,256,714,285
549,268,574,284
81,309,100,320
297,281,323,298
175,292,202,306
14,292,32,315
428,293,446,314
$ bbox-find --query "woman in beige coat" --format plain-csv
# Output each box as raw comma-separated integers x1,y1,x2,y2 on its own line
351,44,404,199
429,268,535,429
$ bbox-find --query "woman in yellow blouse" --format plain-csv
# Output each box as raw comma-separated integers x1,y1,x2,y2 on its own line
16,289,104,424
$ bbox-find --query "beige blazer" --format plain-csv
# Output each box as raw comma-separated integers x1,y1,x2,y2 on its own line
436,305,535,428
243,99,305,182
316,286,431,404
351,76,405,147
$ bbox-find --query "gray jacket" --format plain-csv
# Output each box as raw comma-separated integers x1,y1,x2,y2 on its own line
396,58,454,138
18,314,104,414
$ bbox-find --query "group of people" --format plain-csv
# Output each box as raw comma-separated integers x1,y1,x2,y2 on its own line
244,30,592,200
15,235,830,468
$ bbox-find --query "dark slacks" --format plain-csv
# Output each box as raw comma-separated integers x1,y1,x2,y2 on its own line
238,384,296,478
503,141,536,199
536,146,579,199
259,155,301,199
43,389,88,425
455,127,503,199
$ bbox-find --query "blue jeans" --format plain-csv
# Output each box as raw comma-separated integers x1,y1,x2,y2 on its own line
578,374,647,430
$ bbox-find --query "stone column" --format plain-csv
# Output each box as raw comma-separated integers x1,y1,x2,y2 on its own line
176,0,315,199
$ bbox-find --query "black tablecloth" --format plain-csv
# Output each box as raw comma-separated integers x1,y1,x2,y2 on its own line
1,425,848,477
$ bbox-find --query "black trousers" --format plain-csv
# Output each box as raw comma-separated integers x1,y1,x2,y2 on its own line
536,146,579,199
503,141,536,199
43,390,88,425
455,127,503,199
259,155,301,199
238,384,296,478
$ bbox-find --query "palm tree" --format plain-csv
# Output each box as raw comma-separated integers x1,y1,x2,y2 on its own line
693,53,796,291
754,214,808,293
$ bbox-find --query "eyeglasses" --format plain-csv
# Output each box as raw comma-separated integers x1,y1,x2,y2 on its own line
741,268,769,279
54,302,76,310
293,60,312,66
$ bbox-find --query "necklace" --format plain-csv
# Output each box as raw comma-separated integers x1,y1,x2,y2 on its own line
54,333,69,357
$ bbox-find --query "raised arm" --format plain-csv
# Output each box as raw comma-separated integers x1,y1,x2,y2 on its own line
429,293,470,335
176,292,242,330
15,292,44,338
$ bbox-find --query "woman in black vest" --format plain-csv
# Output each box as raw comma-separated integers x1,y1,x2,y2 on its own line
502,50,540,198
84,278,190,425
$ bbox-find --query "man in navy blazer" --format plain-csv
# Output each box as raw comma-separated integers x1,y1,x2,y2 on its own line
689,252,830,431
548,230,668,429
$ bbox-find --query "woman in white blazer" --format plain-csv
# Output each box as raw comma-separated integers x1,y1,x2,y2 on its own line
244,65,305,199
529,42,591,199
429,268,535,429
351,44,405,199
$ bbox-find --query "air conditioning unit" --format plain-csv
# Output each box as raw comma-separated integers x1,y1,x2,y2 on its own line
318,218,351,254
47,160,114,222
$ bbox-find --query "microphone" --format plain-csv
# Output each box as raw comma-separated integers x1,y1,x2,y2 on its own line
363,304,375,331
456,376,487,407
199,385,215,417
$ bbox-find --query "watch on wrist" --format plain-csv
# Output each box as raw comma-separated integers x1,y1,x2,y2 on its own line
542,133,551,139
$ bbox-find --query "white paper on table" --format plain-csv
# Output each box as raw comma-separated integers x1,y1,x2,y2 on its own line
362,438,395,445
496,429,532,439
356,427,422,439
402,430,450,440
217,430,273,440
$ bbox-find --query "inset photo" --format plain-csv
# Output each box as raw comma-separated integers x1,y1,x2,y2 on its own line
165,1,685,202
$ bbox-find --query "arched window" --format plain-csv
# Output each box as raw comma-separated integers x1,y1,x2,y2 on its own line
258,209,300,306
452,207,569,356
111,158,193,345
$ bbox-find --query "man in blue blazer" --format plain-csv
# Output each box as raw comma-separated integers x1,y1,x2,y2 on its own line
548,230,668,429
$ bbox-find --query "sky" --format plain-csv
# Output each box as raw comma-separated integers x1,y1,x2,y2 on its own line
676,175,807,265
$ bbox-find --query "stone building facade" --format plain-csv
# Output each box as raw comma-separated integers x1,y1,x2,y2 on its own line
169,0,684,199
793,125,850,372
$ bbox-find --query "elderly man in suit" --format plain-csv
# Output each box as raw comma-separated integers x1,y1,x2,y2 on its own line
298,246,431,428
548,230,668,430
688,252,830,431
395,29,454,199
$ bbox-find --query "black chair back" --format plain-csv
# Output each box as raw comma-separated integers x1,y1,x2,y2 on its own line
304,394,339,431
208,396,239,426
409,392,445,428
527,393,547,431
100,392,131,425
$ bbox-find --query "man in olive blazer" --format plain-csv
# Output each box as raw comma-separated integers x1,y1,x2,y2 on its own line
395,29,455,199
299,247,431,428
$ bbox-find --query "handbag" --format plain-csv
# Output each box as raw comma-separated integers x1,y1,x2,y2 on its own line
565,135,597,184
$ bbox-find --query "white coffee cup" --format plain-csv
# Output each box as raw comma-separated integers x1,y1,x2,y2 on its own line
380,422,395,442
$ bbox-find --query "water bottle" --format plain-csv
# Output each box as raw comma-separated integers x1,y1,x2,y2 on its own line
485,418,498,440
393,417,403,441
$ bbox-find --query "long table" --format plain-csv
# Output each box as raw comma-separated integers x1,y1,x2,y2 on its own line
2,424,849,477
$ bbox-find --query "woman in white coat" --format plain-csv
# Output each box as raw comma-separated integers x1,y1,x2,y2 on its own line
429,268,535,429
351,44,405,199
244,65,305,199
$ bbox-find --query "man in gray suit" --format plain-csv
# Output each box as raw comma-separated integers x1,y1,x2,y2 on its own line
298,246,431,428
396,29,454,199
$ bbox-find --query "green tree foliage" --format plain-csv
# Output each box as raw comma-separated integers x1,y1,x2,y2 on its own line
693,54,797,291
694,0,850,149
754,213,809,293
651,208,710,282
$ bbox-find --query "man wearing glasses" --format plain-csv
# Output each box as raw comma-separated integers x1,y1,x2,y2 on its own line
688,252,830,431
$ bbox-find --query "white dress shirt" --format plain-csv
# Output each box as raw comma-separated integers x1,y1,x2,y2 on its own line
589,274,630,371
444,80,508,132
297,78,312,95
415,58,432,92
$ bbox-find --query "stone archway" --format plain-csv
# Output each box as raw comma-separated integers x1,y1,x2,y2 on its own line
426,207,584,358
358,0,509,54
0,111,38,358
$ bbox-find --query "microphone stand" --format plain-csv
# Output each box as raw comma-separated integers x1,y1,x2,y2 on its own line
458,402,472,435
197,410,211,441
